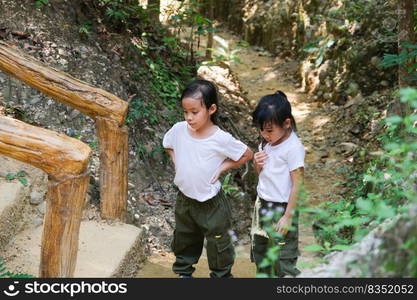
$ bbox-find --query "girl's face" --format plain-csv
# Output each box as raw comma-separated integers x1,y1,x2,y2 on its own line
182,97,216,131
260,119,291,146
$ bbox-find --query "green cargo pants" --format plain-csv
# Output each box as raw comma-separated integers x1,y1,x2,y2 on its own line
251,198,300,277
171,190,235,278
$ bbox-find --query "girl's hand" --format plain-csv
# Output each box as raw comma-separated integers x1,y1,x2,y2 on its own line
274,215,291,236
210,169,221,184
210,164,226,184
254,151,268,168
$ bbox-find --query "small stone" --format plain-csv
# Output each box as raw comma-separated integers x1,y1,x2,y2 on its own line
30,191,44,205
69,109,80,120
37,202,46,214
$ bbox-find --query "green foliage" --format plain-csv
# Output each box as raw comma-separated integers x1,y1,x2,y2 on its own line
88,140,98,150
4,171,28,187
169,0,215,60
97,0,148,29
203,36,248,66
338,0,375,22
35,0,48,9
305,88,417,263
79,23,92,39
170,0,213,36
128,32,192,126
0,258,34,278
222,173,239,197
255,207,288,278
380,42,417,82
303,37,335,67
126,97,158,125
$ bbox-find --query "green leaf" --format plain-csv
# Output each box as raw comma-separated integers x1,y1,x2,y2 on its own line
385,115,403,125
256,272,269,278
259,258,271,268
356,197,373,213
213,35,229,49
303,244,324,252
330,244,351,251
5,173,16,180
18,177,28,187
16,170,26,178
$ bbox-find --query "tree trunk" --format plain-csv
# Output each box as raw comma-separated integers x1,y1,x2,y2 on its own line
205,0,214,60
96,117,128,221
395,0,415,117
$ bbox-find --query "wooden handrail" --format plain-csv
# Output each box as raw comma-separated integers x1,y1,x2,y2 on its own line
0,41,128,125
0,41,129,220
0,116,91,277
0,116,90,181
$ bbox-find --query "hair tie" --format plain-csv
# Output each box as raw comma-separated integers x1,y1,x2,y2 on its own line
275,90,287,98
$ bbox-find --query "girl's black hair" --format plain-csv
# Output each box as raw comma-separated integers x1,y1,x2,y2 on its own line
252,90,297,131
180,79,219,124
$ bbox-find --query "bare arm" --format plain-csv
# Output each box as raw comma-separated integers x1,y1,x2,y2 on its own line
275,167,304,235
210,147,254,183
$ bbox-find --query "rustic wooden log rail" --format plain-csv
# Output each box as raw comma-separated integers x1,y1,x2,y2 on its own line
0,116,91,277
0,41,129,220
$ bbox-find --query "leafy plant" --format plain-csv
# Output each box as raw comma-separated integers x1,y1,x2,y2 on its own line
97,0,148,29
0,258,34,278
203,36,248,66
35,0,48,9
222,173,239,197
5,171,28,187
304,88,417,261
79,23,92,39
380,42,417,82
169,0,215,61
126,97,158,125
303,37,335,67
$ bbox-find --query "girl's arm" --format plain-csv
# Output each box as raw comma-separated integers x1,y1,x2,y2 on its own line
165,148,175,165
275,167,304,235
210,147,254,183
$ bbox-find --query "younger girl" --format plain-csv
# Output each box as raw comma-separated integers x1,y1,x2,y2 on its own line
163,79,253,278
251,90,305,277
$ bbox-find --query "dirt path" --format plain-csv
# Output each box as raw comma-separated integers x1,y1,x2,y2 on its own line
137,30,345,278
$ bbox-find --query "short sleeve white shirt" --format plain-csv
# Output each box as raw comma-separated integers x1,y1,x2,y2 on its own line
257,132,305,203
163,121,248,202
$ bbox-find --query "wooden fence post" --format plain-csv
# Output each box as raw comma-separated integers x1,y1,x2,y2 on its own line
0,116,91,277
0,41,129,220
96,117,128,220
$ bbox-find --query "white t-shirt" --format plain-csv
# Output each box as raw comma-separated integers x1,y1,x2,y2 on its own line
163,121,248,202
257,132,305,203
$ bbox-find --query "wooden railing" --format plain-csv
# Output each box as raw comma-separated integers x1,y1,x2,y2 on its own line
0,41,129,220
0,116,91,277
0,41,130,277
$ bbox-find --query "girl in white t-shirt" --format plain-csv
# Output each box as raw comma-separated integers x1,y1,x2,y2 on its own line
251,90,305,277
163,79,253,278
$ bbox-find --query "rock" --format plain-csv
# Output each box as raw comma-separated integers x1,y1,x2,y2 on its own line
337,142,358,155
346,81,359,97
29,191,44,205
69,109,80,120
37,202,46,215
